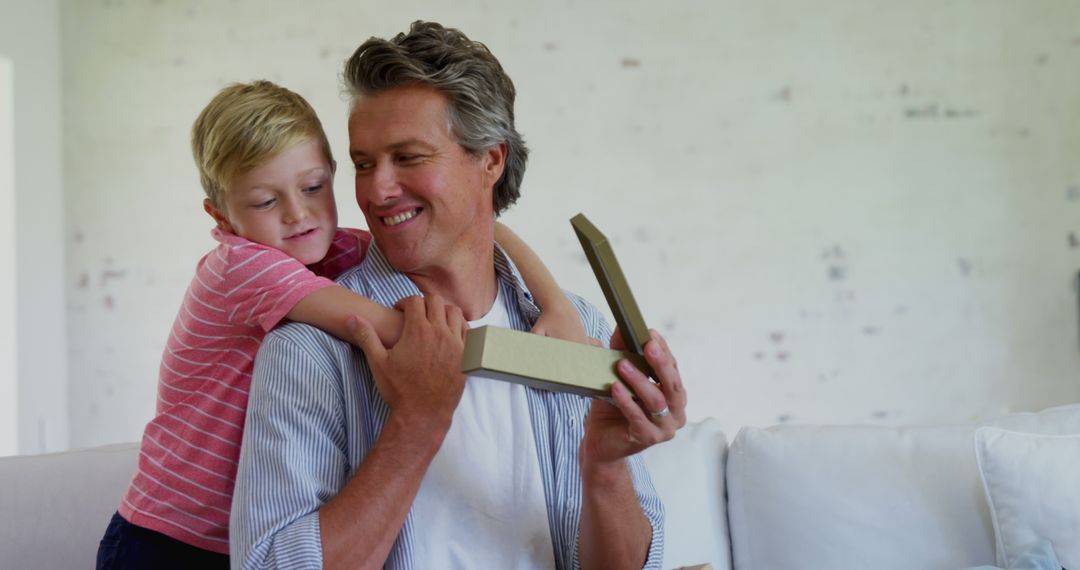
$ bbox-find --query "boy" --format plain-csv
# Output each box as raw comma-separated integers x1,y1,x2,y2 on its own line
95,80,586,568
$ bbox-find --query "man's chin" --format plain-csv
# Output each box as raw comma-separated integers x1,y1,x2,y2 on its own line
380,244,425,274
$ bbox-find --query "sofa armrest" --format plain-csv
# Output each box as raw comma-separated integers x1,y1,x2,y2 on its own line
0,442,138,569
642,418,731,570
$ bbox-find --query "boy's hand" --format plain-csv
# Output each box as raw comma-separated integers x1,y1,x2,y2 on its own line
531,304,597,346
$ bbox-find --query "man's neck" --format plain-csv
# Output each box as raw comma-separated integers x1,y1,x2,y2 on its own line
406,243,498,321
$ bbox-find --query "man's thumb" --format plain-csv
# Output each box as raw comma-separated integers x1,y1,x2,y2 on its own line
346,315,385,361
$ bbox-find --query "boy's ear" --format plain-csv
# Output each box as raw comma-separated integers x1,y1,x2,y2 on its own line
203,198,234,232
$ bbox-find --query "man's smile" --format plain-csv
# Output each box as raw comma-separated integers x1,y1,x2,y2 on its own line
381,207,422,227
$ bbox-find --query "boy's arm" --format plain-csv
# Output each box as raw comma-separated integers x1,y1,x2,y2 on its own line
494,222,590,344
289,286,403,347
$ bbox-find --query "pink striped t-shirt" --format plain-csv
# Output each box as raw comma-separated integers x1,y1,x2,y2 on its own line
118,227,370,554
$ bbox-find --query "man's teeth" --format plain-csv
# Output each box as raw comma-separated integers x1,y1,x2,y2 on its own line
383,210,417,227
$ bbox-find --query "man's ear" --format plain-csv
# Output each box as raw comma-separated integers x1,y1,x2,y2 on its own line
480,143,507,187
204,198,234,232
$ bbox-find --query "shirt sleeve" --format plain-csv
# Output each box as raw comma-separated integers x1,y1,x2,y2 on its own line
229,325,350,570
626,454,666,570
216,241,337,332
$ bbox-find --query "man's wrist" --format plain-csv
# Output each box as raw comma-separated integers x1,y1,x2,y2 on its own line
580,455,630,488
385,408,453,458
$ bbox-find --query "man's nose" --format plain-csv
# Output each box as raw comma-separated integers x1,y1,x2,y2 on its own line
363,162,401,204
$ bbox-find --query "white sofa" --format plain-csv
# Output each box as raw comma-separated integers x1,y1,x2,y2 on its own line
2,404,1077,569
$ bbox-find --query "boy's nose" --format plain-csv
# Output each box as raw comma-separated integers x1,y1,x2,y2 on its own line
282,198,307,224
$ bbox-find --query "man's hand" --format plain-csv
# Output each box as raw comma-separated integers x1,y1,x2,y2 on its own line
580,328,687,466
321,295,469,570
347,295,468,429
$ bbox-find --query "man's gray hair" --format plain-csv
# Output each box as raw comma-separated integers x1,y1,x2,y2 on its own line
343,21,528,215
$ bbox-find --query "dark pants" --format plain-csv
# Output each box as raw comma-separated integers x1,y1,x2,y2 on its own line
96,511,229,570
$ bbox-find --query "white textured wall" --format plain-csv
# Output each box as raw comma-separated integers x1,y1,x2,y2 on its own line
2,0,68,454
61,0,1080,447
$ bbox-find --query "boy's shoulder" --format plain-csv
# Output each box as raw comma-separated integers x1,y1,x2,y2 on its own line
306,227,373,280
198,229,314,294
201,227,371,284
201,228,275,268
206,228,294,268
336,227,373,243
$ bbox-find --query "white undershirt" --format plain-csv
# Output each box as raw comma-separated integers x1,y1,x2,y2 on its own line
409,286,556,569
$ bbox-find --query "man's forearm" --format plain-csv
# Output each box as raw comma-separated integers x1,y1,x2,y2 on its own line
319,412,449,570
578,459,652,570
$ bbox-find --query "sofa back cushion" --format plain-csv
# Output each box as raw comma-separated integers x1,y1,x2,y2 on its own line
726,404,1080,570
0,442,138,569
642,417,732,570
974,428,1080,569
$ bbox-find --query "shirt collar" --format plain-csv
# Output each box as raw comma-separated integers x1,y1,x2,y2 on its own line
347,241,540,321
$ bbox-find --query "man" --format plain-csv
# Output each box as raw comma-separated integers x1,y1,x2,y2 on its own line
230,21,688,570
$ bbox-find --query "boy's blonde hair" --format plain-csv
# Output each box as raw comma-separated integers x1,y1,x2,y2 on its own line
192,80,334,208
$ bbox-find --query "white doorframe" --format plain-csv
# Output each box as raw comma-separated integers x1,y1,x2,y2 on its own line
0,55,18,457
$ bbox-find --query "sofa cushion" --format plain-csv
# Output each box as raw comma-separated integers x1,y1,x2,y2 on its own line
975,428,1080,569
642,417,731,570
0,442,138,570
0,424,731,570
726,404,1080,570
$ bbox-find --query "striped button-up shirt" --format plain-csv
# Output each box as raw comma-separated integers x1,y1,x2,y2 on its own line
230,244,664,569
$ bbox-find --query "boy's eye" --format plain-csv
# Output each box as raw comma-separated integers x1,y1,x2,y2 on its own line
353,160,374,172
252,198,275,209
303,184,324,194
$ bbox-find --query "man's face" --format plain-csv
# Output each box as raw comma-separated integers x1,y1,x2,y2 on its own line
348,86,503,275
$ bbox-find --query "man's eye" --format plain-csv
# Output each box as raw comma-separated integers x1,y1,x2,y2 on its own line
397,154,420,163
354,161,373,172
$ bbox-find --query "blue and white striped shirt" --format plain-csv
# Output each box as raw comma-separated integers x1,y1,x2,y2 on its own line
230,244,664,569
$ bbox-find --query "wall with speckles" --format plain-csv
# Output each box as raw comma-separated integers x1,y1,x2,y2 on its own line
57,0,1080,447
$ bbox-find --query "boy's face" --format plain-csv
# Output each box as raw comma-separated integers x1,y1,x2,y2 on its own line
204,139,337,265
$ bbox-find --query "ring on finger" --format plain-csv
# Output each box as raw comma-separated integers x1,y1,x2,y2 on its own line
649,406,670,420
